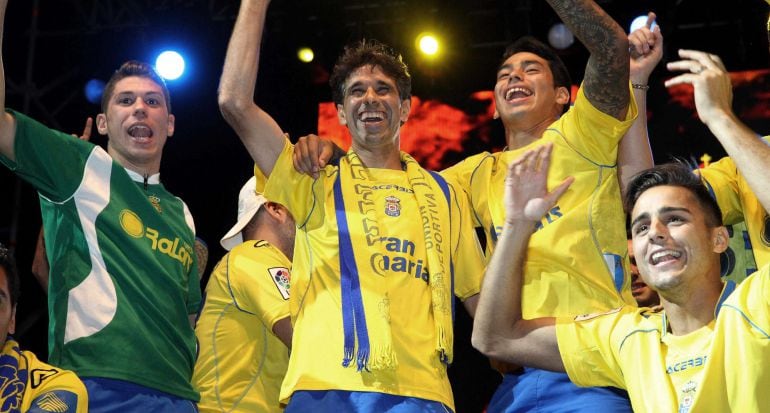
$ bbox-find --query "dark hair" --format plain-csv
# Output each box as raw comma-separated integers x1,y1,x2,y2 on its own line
624,163,723,228
101,60,171,113
500,36,572,113
330,39,412,106
0,244,20,308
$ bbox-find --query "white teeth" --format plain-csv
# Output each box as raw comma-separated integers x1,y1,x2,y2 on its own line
360,111,384,122
651,250,682,264
505,87,533,100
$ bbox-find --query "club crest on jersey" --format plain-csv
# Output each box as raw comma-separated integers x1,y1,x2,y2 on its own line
269,267,291,300
385,196,401,217
148,194,162,214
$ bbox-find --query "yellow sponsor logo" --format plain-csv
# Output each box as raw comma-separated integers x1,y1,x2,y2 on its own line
120,210,145,238
120,209,194,271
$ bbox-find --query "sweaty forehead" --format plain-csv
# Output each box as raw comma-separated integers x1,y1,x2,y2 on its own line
631,185,698,220
499,52,548,71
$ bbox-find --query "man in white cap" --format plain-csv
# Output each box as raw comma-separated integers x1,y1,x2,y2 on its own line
192,176,295,412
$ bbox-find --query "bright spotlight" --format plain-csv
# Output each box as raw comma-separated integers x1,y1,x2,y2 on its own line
84,79,105,104
155,51,185,80
629,15,659,34
417,33,439,56
297,47,314,63
548,23,574,50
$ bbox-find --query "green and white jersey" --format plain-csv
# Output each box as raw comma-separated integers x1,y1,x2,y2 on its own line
0,110,201,401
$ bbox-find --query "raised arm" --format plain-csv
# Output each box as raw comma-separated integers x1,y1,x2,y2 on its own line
666,50,770,213
219,0,285,176
471,144,572,371
618,13,660,194
546,0,629,119
0,0,17,161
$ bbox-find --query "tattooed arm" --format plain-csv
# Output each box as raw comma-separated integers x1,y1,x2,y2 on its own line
545,0,629,120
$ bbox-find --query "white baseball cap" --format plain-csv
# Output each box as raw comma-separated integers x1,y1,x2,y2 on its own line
220,176,269,251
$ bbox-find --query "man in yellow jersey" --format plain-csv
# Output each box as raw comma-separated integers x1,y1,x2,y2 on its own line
0,244,88,412
219,1,486,412
625,19,770,282
473,143,770,412
193,176,295,412
292,5,647,411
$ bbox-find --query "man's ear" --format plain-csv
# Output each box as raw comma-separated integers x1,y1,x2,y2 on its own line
399,98,411,125
712,226,730,254
167,114,175,137
555,86,570,107
337,104,347,126
96,113,109,135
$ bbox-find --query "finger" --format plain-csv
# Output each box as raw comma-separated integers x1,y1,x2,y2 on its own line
306,135,321,172
547,176,575,204
294,137,311,174
81,117,93,141
645,12,656,29
666,60,704,74
536,143,553,173
318,142,333,168
664,73,697,88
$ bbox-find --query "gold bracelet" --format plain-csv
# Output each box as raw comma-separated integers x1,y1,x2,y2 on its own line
632,83,650,91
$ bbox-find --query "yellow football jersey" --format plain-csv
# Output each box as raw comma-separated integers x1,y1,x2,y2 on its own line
556,267,770,412
442,85,638,318
193,241,291,413
700,141,769,281
263,139,485,410
21,350,88,413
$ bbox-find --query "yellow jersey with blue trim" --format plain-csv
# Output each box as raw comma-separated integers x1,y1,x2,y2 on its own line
556,268,770,412
263,138,485,411
22,350,88,413
193,241,291,413
699,139,769,282
442,85,638,318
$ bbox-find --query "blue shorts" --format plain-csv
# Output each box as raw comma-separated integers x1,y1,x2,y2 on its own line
487,368,632,413
285,390,453,413
83,377,198,413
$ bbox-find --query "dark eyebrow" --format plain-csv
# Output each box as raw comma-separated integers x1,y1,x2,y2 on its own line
630,206,692,228
630,212,649,229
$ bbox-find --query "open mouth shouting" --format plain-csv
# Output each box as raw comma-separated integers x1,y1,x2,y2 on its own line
648,249,683,266
504,86,533,102
358,110,387,127
127,123,154,141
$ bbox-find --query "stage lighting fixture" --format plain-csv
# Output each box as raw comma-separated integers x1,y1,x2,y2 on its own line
629,15,659,34
416,33,439,57
84,79,105,104
155,51,185,80
298,47,315,63
548,23,574,50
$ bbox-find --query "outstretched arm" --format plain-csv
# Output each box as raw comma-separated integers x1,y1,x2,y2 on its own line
618,13,660,194
666,50,770,213
471,144,573,371
219,0,285,176
0,0,17,161
546,0,629,120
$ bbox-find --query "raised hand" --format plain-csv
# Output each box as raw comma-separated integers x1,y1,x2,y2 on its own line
665,49,733,124
503,143,573,225
629,12,663,85
71,117,93,141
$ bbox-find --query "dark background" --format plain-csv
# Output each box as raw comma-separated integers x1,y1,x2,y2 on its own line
2,1,770,411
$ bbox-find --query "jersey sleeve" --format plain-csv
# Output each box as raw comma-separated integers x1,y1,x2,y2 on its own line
699,156,745,226
24,353,89,413
228,246,291,330
555,308,628,389
441,152,490,228
554,85,637,165
0,110,94,202
448,179,486,300
263,137,327,230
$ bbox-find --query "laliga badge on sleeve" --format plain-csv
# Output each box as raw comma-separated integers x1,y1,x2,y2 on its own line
269,267,291,300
